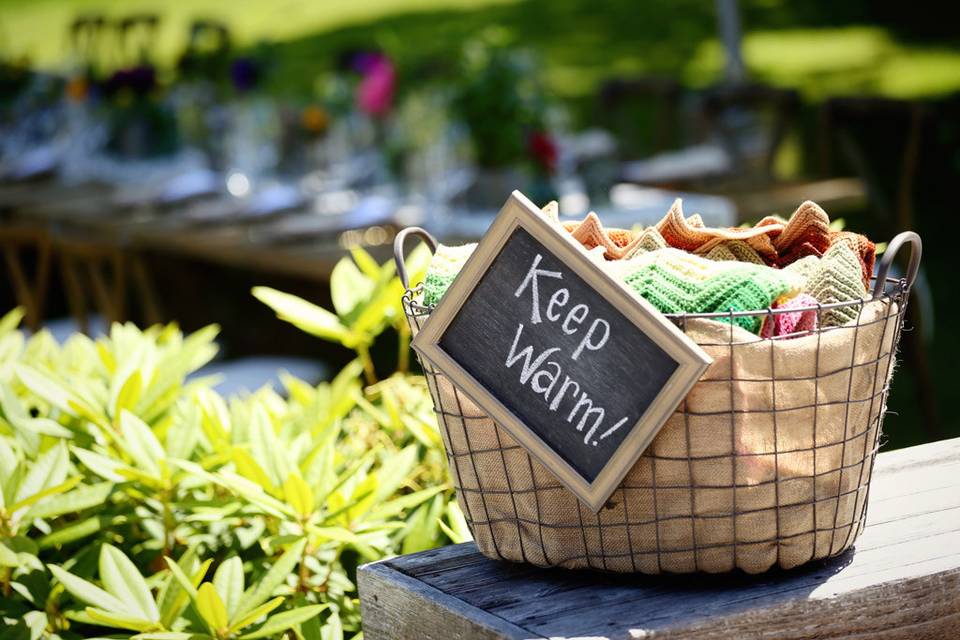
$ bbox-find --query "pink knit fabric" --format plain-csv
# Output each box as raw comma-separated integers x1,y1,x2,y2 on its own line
760,293,820,338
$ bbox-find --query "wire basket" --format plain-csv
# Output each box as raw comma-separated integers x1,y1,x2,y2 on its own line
395,227,921,574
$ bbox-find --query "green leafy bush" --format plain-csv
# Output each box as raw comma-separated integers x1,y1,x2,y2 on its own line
0,247,467,639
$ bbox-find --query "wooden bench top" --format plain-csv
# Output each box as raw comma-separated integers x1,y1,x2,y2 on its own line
358,437,960,639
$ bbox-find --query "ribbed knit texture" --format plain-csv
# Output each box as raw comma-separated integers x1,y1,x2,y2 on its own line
769,201,832,267
703,240,766,264
656,199,874,282
419,201,871,332
760,293,820,338
562,212,646,260
423,243,477,306
613,249,804,333
830,230,877,287
786,242,867,327
625,227,668,258
656,199,782,263
422,243,803,334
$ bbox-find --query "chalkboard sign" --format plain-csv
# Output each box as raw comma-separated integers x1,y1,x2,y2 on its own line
412,192,711,511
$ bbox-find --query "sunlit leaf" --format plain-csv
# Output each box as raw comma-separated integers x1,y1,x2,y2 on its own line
349,246,382,280
402,494,445,554
25,481,112,520
307,525,378,559
234,537,306,617
212,556,244,620
15,364,104,425
10,476,81,514
0,307,25,334
86,607,158,632
14,442,69,506
440,500,473,544
0,384,71,452
283,474,314,518
252,287,354,346
368,485,448,521
172,460,294,518
249,405,283,488
330,257,375,319
0,435,17,491
112,370,143,421
0,540,18,567
99,544,160,622
162,555,212,602
158,547,200,628
118,410,164,477
48,564,131,616
232,448,274,493
238,605,328,639
196,583,228,633
320,610,344,640
22,610,47,640
372,445,417,503
72,446,130,483
228,597,283,632
38,515,107,548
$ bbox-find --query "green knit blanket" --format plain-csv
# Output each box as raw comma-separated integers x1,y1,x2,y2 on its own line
421,244,806,334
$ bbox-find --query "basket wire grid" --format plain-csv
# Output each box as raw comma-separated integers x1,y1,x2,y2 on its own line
396,227,920,573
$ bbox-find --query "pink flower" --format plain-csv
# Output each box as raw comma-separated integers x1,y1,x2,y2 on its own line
356,55,395,118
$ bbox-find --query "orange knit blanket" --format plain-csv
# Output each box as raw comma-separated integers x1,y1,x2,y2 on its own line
557,199,875,287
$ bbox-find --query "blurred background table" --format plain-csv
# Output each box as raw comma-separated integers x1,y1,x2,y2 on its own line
1,0,955,445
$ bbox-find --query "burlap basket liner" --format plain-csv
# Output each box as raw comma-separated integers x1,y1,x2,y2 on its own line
410,297,902,574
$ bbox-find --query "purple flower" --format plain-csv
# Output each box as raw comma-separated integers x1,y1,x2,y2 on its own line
354,53,395,117
230,58,260,92
103,65,156,96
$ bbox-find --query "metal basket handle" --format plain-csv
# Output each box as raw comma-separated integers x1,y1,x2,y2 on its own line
394,227,438,290
872,231,922,299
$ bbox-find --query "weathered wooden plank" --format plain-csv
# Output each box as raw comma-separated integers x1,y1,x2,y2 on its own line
359,437,960,639
357,562,541,640
664,570,960,640
869,436,960,472
409,457,960,612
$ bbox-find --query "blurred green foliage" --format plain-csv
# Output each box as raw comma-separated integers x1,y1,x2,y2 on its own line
2,0,959,103
0,246,468,639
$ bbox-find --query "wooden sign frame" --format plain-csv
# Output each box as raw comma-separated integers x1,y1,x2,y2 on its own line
412,191,712,511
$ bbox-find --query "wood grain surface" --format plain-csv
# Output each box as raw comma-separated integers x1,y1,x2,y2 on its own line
359,437,960,639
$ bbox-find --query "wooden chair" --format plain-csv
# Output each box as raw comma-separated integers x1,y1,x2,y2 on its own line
0,225,53,331
55,237,162,334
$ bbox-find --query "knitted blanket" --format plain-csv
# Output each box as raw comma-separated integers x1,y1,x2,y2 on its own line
655,199,875,286
418,200,871,332
560,212,667,260
422,243,476,307
546,199,874,288
611,249,804,333
657,199,783,262
786,242,868,327
422,243,803,334
760,293,820,339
